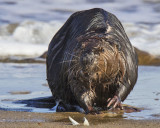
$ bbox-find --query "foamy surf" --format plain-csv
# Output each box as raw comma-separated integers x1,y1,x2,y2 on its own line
0,20,62,57
0,20,160,57
124,23,160,56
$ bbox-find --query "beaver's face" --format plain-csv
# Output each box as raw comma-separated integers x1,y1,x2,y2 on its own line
75,40,126,83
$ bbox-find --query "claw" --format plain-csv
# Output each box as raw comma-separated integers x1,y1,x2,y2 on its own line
113,101,118,108
107,98,111,102
107,96,123,110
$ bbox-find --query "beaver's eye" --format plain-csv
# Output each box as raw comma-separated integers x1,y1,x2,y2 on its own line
102,48,105,52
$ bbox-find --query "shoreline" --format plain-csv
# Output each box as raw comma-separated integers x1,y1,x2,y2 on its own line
0,110,160,128
1,47,160,66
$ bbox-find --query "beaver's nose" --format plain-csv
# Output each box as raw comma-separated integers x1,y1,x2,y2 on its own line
80,53,95,66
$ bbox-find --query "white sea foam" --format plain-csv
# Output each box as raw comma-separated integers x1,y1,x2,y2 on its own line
12,20,62,44
123,23,160,55
0,20,160,57
0,20,62,57
0,39,47,57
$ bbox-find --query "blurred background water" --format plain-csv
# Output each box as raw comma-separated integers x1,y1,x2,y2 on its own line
0,0,160,120
0,0,160,57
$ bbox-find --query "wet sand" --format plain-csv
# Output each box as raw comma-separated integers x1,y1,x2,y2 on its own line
0,110,160,128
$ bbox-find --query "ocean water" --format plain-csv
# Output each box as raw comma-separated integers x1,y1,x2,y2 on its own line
0,0,160,57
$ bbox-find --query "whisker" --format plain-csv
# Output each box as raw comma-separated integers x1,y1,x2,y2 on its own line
109,65,114,76
108,44,115,52
102,55,107,73
65,63,79,75
75,67,82,78
103,52,112,60
96,65,109,79
59,60,77,63
68,65,80,83
65,52,80,58
106,50,114,58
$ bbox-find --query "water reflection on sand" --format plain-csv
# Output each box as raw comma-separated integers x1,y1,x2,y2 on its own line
0,63,160,120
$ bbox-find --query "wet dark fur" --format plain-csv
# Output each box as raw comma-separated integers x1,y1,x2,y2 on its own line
47,8,138,113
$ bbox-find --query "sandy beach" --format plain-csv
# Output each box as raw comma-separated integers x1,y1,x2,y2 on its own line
0,110,160,128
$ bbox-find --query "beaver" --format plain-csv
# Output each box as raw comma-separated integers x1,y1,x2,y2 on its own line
46,8,138,114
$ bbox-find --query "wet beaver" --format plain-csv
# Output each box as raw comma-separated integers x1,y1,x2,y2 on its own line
47,8,138,113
